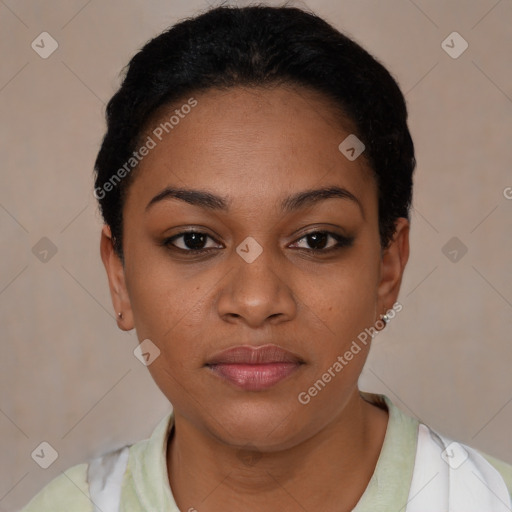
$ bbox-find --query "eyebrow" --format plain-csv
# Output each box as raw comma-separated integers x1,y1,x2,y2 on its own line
145,185,364,218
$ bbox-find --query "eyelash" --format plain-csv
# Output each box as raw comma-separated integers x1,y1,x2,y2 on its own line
161,230,354,255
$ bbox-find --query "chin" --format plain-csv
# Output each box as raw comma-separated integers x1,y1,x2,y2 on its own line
206,400,308,451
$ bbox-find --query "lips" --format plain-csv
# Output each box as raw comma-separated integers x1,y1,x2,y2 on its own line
205,344,305,391
205,344,304,365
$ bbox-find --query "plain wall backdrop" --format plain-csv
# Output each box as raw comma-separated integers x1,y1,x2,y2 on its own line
1,0,511,510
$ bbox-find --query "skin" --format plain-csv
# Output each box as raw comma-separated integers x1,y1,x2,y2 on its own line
101,84,409,511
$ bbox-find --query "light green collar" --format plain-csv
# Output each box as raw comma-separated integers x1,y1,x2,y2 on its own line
126,392,419,510
353,391,419,511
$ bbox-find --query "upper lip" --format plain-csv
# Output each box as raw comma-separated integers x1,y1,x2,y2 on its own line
205,344,305,365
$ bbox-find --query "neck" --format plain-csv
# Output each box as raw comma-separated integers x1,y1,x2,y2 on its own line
167,390,388,512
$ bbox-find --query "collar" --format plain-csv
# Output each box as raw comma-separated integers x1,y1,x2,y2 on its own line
127,392,419,511
353,391,419,510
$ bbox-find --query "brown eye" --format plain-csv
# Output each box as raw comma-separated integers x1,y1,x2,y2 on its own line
163,231,222,252
291,231,354,252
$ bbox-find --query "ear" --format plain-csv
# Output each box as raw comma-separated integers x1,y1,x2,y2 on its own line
100,224,134,331
375,217,410,325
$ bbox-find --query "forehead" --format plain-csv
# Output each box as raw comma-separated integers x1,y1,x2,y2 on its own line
125,85,376,215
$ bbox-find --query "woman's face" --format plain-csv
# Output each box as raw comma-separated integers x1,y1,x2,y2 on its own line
102,85,408,450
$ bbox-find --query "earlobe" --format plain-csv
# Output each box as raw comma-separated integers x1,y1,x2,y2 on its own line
376,217,410,323
100,225,134,331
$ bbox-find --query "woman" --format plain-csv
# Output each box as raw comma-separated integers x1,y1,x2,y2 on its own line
21,4,512,511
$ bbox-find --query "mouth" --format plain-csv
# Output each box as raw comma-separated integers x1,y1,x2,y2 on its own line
205,344,305,391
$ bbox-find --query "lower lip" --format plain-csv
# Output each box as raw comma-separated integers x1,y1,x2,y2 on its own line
207,362,302,391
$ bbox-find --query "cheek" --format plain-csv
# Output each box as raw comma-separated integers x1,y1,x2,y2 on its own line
295,261,379,409
126,263,211,404
124,247,212,357
298,252,380,343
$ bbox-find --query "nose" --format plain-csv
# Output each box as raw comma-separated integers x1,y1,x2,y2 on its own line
215,241,297,328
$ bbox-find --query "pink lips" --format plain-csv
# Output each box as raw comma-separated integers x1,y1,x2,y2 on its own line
205,344,304,391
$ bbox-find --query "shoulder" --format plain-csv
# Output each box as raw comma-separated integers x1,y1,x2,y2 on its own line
478,449,512,498
19,412,174,511
19,462,93,512
422,422,512,501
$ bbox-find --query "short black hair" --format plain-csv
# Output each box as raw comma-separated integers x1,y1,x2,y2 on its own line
94,3,415,261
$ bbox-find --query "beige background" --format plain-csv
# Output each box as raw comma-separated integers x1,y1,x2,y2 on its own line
1,0,511,510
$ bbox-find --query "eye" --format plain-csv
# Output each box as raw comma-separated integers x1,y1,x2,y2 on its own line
163,230,222,252
162,229,354,255
290,231,354,252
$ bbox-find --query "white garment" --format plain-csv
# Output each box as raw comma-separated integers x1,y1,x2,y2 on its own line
406,424,512,511
87,445,130,512
86,424,511,512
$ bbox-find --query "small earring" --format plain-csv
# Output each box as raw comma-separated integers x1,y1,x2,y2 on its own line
380,313,389,325
117,312,123,320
